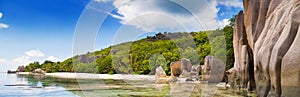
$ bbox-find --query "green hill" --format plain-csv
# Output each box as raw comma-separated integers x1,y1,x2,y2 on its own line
24,25,234,75
24,16,235,75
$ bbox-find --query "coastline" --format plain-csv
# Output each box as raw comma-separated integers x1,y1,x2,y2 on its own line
16,72,156,81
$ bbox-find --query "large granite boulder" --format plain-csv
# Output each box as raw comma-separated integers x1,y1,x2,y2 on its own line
155,66,169,84
170,58,192,77
155,66,167,79
202,56,226,83
32,68,46,75
232,0,300,96
190,65,201,80
228,11,255,91
16,66,25,72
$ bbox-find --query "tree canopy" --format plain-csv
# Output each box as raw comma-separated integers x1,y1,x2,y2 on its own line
25,16,235,74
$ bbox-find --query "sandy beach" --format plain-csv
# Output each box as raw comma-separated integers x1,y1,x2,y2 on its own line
17,72,156,81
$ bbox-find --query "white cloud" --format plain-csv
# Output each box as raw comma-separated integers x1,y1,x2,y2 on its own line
0,23,9,29
219,18,230,28
25,49,44,57
107,0,238,32
0,58,6,63
13,56,32,64
0,12,9,29
94,0,113,3
0,12,2,19
217,0,243,8
0,56,33,72
45,56,58,62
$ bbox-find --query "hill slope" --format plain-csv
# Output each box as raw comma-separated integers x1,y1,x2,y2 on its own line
25,26,234,75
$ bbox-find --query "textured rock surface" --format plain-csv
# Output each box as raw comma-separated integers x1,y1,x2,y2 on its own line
32,68,46,75
16,66,25,72
202,56,226,83
170,58,192,77
155,66,169,84
155,66,167,79
190,65,201,80
233,0,300,96
229,10,255,90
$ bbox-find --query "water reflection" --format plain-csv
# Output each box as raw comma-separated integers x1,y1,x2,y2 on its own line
0,73,256,96
0,73,78,97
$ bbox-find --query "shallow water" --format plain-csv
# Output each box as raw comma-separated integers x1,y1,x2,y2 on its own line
0,73,255,97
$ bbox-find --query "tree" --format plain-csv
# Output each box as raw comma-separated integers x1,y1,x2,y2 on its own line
25,62,40,72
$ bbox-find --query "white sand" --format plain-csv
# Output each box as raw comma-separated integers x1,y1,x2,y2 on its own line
18,72,156,81
16,72,30,75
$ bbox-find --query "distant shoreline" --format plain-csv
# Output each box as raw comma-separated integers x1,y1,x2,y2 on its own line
16,72,156,81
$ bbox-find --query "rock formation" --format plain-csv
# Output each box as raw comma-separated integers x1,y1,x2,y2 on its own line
31,68,46,75
170,58,192,77
231,0,300,96
16,66,25,72
155,66,169,83
229,11,255,91
190,65,201,80
155,66,167,79
202,56,226,83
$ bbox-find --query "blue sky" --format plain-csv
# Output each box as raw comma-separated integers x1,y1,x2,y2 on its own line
0,0,243,72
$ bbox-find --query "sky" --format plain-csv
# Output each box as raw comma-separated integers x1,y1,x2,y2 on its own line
0,0,243,72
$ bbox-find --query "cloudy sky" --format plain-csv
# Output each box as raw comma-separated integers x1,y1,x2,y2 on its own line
0,0,243,72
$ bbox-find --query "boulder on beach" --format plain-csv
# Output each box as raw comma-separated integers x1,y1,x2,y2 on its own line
179,70,190,79
155,66,167,79
32,68,46,75
16,66,25,72
202,56,226,83
155,66,169,84
170,58,192,77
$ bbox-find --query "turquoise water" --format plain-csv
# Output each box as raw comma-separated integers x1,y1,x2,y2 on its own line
0,73,255,97
0,73,78,97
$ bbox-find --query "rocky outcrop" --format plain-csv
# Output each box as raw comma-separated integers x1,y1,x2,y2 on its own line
16,66,25,72
232,0,300,96
155,66,167,79
31,68,46,75
190,65,201,80
229,11,255,90
202,56,226,83
170,58,192,77
155,66,169,84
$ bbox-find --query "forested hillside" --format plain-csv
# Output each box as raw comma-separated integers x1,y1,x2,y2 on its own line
25,19,235,75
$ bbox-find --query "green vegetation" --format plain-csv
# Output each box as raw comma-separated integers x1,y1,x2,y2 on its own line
25,17,235,74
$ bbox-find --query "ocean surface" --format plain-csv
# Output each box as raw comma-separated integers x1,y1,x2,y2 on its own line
0,73,78,97
0,73,255,97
